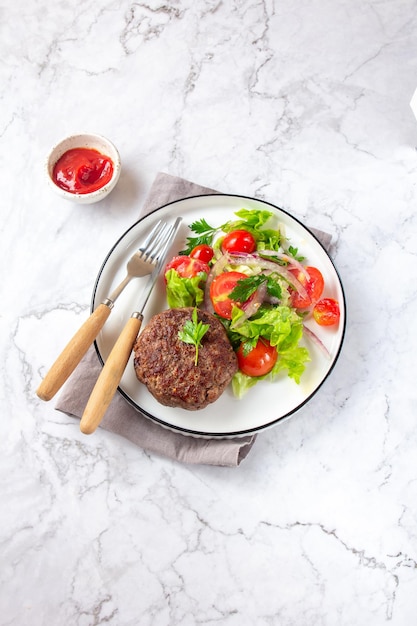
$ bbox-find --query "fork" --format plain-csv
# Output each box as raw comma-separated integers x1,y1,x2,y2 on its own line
79,217,182,435
36,219,177,402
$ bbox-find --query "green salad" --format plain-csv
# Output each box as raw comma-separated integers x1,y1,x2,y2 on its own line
163,209,339,397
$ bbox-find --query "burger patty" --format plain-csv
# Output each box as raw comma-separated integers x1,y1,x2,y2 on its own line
133,307,238,410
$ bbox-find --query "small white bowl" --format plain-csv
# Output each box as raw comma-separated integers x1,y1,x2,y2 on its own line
46,133,121,204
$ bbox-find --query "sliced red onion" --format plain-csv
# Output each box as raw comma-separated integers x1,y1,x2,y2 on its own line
233,282,268,327
228,253,309,301
303,325,331,359
264,294,280,305
202,250,310,313
202,253,230,312
258,250,310,281
203,272,214,312
203,287,214,313
256,249,289,263
210,252,232,277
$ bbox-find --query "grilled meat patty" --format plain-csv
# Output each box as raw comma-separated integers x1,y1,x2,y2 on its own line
133,307,238,410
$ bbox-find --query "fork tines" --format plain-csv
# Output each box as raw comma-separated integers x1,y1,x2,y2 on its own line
139,220,169,262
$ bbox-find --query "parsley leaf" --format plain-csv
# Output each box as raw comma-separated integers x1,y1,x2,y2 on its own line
178,307,210,365
266,276,282,299
229,275,267,302
229,275,282,303
288,245,305,262
179,219,218,255
190,218,216,234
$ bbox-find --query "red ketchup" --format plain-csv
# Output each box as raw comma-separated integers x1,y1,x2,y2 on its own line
53,147,114,194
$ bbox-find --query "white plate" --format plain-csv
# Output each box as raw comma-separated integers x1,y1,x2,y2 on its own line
92,194,346,438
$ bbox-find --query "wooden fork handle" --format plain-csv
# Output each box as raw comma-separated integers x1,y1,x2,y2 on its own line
36,302,112,402
79,315,143,435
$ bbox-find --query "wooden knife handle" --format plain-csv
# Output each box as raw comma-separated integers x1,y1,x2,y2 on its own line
36,302,112,401
79,315,143,435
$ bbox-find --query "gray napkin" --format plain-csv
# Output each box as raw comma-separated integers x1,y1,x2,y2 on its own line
56,172,332,467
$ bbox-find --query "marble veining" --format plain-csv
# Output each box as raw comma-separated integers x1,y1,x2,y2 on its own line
1,0,417,624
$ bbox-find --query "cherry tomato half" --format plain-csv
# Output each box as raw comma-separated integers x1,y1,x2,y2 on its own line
164,255,210,281
190,244,214,263
290,266,324,309
210,271,249,319
237,338,278,377
313,298,340,326
221,229,257,255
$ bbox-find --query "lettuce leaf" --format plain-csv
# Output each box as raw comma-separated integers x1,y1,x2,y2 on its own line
165,269,206,308
229,304,311,396
232,371,259,398
222,209,282,250
224,208,273,230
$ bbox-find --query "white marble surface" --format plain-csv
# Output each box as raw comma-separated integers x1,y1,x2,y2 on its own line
1,0,417,624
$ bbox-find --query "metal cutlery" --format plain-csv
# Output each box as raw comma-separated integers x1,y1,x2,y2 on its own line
79,216,182,434
36,218,179,402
